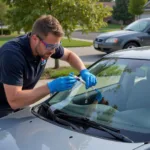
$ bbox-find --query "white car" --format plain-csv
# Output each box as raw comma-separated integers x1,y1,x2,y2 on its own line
1,47,150,150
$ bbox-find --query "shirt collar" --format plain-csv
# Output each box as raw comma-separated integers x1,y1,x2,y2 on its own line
24,32,36,61
18,32,41,62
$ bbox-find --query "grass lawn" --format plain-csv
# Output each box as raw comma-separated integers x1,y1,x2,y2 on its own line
0,36,16,46
41,65,90,79
62,38,92,47
40,66,79,79
0,35,92,47
76,24,124,33
99,24,122,33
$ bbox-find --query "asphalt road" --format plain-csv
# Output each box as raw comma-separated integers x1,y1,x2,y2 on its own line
71,31,100,40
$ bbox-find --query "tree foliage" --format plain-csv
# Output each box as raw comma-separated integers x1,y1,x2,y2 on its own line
3,0,112,69
113,0,134,24
128,0,148,16
0,0,7,25
0,0,8,35
3,0,112,37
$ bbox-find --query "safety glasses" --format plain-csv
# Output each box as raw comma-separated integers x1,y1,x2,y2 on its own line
37,35,61,50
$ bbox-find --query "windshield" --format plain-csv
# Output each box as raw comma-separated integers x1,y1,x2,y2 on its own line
125,20,150,32
47,58,150,136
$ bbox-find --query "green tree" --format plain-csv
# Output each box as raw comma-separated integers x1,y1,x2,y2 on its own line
113,0,134,25
4,0,111,36
5,7,22,34
128,0,148,17
3,0,111,68
0,0,8,35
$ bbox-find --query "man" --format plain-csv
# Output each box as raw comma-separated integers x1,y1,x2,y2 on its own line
0,15,97,117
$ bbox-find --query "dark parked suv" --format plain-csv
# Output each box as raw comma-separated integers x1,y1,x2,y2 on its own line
93,18,150,53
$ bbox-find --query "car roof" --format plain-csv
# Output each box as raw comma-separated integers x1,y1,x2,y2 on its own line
104,46,150,60
136,18,150,21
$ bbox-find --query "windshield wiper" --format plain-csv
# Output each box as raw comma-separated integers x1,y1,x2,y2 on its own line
57,112,119,132
40,103,84,132
56,112,134,143
39,103,133,143
125,29,134,31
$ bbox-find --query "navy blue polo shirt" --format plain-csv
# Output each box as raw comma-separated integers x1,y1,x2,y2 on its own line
0,33,64,108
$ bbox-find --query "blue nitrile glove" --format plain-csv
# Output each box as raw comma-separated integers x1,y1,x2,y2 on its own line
47,75,77,94
80,69,97,89
95,89,103,103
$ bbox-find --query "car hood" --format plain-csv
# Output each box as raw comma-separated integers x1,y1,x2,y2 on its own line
0,108,144,150
96,30,140,39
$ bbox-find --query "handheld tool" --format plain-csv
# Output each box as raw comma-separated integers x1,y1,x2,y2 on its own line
74,75,102,119
74,75,102,103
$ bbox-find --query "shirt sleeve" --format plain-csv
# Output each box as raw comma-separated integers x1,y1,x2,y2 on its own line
51,45,64,59
0,51,24,86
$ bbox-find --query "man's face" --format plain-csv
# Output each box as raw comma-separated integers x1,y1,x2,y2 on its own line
34,33,62,59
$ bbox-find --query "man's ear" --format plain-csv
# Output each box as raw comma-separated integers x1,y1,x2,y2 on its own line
31,35,39,45
32,34,38,41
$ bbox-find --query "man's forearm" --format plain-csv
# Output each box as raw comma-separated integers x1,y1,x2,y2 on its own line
67,52,86,72
10,84,50,110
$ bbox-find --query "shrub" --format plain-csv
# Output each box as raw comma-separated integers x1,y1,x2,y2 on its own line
0,28,11,35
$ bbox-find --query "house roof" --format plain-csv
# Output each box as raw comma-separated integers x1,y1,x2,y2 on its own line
97,2,115,8
102,2,115,8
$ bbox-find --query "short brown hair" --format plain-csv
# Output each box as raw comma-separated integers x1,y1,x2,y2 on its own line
31,15,64,38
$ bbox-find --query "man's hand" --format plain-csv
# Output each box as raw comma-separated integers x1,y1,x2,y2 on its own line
80,69,97,89
47,75,77,94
